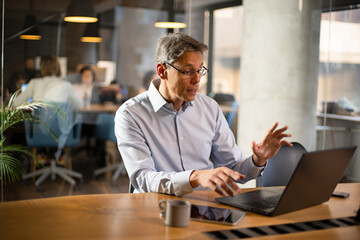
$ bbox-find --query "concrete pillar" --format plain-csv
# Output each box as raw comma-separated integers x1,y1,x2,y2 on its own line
238,0,322,158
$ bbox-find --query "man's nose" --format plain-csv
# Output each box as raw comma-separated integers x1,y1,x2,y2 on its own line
191,72,201,83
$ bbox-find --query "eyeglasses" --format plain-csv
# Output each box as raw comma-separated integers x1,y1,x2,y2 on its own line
164,62,209,77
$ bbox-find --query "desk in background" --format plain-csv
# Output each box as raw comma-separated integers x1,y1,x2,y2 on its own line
317,112,360,123
76,104,120,161
1,183,359,239
317,113,360,182
79,103,120,114
77,104,119,126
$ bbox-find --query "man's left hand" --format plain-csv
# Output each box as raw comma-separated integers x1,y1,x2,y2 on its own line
252,122,292,167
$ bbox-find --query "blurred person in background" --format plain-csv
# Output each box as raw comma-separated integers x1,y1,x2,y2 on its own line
99,79,123,105
7,71,27,96
14,54,83,109
73,65,101,107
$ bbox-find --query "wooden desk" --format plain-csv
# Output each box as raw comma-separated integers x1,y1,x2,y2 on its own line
79,103,120,113
78,104,119,125
1,183,359,239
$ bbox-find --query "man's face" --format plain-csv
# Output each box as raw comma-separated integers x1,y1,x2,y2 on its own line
164,51,203,106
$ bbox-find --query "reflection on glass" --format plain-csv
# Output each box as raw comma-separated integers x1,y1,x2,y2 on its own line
318,9,360,115
1,1,177,202
212,6,243,98
2,0,359,203
317,8,360,182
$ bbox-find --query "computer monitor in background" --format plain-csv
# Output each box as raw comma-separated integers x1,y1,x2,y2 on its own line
93,66,107,87
97,60,116,86
21,83,28,92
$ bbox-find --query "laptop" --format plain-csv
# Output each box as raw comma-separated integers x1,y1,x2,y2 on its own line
216,146,357,216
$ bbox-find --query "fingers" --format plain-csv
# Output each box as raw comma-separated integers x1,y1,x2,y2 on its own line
251,140,258,152
223,167,244,181
273,125,288,135
268,122,279,134
268,122,289,135
212,172,241,197
267,123,292,141
252,123,292,160
212,176,233,196
207,180,231,197
280,140,293,147
207,181,226,196
200,168,244,197
275,132,292,140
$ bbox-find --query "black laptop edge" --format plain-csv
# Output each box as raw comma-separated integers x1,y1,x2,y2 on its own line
215,145,357,217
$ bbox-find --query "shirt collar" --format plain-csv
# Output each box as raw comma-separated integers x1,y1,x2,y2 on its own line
148,79,167,112
148,78,193,112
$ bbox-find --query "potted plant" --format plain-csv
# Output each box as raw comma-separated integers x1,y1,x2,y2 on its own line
0,90,61,184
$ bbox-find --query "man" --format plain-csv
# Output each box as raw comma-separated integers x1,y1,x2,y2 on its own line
115,33,292,197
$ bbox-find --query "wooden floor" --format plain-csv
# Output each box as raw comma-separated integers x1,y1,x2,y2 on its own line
1,140,130,202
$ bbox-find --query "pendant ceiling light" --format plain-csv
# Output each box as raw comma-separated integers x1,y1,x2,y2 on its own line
19,14,42,40
81,22,102,43
154,22,186,29
154,0,186,29
64,0,98,23
19,0,41,40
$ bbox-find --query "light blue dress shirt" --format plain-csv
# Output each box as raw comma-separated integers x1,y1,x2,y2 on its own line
115,79,264,196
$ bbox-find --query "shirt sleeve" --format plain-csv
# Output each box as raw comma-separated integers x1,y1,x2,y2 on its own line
114,105,194,196
210,103,264,182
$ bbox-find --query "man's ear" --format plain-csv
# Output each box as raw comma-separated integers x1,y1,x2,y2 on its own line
156,63,167,80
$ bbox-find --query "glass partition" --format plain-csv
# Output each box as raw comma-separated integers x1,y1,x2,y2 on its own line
317,7,360,182
206,0,360,188
1,0,4,202
211,5,243,98
1,0,359,202
1,0,184,201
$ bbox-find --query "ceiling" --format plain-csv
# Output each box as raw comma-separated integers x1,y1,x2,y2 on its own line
3,0,360,26
323,0,360,11
3,0,186,21
3,0,360,19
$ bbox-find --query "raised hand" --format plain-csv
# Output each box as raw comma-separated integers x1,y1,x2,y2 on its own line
251,122,292,167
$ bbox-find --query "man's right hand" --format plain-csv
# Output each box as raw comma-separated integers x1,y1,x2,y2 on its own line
189,167,245,197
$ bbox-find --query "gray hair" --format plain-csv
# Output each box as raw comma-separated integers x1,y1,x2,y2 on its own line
155,33,208,64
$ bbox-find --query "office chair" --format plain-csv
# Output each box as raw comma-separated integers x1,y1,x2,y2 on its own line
93,113,126,185
22,102,83,190
213,93,238,127
256,142,307,187
129,183,135,193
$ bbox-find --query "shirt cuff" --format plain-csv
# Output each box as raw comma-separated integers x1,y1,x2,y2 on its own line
245,156,265,180
251,155,267,168
173,170,194,196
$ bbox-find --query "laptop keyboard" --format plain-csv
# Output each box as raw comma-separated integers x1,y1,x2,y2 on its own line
238,195,281,210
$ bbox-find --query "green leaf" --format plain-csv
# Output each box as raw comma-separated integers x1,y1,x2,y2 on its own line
1,93,62,184
0,154,24,185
